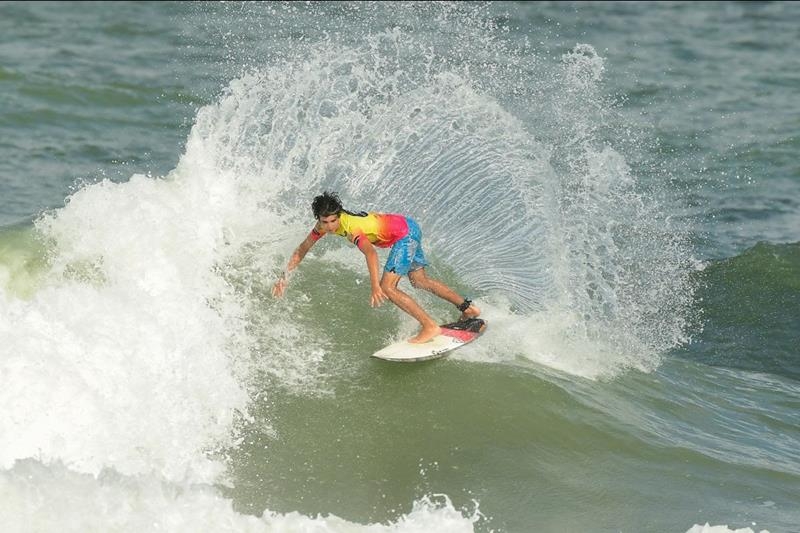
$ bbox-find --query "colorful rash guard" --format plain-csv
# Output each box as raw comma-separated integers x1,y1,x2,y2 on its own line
309,211,409,248
309,211,427,275
337,212,409,248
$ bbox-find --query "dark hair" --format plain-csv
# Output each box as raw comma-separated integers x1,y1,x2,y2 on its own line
312,191,343,219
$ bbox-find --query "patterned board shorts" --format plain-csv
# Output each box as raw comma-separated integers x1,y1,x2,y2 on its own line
384,217,428,275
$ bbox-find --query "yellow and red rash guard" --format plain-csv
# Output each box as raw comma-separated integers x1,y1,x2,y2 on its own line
309,212,409,248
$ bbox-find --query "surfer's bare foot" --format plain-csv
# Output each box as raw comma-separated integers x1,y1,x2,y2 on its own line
460,303,481,321
409,324,441,344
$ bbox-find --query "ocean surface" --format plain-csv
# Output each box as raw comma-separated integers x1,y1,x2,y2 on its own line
1,2,798,532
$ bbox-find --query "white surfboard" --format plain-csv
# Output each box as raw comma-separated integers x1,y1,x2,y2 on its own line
372,318,487,362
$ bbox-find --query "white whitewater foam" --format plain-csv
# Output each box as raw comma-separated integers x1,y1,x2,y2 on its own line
0,460,479,533
686,523,769,533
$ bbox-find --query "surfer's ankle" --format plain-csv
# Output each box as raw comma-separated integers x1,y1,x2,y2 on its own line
456,298,480,318
459,302,480,320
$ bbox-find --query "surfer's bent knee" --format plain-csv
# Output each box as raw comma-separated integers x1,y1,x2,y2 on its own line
408,268,428,289
380,274,400,293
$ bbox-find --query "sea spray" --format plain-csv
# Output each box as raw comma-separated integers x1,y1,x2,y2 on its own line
181,20,696,378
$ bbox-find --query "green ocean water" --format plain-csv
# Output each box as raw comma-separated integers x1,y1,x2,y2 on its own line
1,2,798,532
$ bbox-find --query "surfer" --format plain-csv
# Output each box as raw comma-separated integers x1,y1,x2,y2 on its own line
272,191,480,343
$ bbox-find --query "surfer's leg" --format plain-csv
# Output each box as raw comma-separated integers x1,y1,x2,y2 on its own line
401,218,480,321
380,271,441,343
408,268,481,320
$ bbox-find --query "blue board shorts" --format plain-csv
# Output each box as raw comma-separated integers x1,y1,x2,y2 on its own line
384,218,428,276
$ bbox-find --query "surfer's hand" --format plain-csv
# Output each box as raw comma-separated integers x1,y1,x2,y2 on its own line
370,285,387,307
272,277,287,298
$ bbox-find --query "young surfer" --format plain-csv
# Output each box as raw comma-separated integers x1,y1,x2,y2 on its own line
272,191,480,343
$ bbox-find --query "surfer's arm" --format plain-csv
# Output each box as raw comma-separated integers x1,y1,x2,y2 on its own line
352,233,387,307
272,229,320,297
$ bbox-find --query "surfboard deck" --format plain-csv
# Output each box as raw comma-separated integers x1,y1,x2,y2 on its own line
371,318,487,362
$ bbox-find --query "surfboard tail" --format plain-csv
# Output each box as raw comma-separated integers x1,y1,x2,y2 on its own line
440,318,486,342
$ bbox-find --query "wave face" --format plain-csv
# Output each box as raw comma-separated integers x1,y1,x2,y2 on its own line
685,241,800,380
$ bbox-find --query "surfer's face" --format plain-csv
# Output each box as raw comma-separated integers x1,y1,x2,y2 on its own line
319,214,340,233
